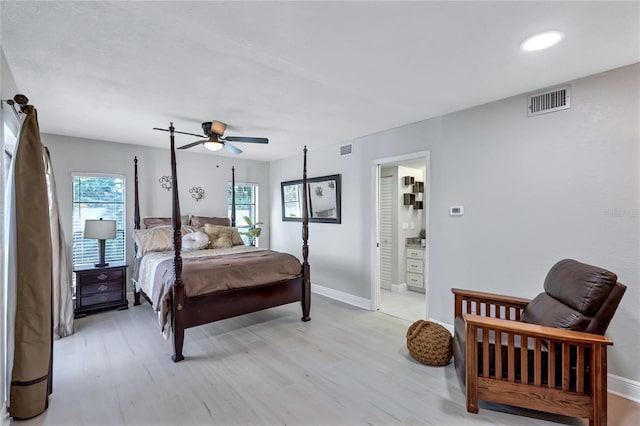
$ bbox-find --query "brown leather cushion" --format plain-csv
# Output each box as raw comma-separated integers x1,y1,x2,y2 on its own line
543,259,617,316
521,259,617,332
521,293,591,331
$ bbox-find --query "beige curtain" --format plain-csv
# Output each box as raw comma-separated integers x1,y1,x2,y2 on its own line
8,105,53,419
43,146,74,339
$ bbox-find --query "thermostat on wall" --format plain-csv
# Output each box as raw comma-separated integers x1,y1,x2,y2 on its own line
449,206,464,216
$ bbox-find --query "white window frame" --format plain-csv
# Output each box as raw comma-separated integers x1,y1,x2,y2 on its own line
228,181,259,245
72,172,127,267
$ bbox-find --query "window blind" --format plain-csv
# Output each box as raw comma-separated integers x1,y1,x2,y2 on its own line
72,175,125,266
228,183,258,245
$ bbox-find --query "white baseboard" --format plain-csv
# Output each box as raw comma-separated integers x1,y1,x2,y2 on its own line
608,374,640,403
429,317,454,334
430,318,640,403
391,283,408,293
310,283,371,310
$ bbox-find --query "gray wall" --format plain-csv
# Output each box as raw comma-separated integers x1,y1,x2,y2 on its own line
41,134,272,281
270,63,640,382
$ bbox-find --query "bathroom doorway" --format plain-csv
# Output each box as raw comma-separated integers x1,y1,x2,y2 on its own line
373,152,429,323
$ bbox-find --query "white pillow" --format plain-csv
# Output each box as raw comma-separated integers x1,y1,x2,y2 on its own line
182,231,209,251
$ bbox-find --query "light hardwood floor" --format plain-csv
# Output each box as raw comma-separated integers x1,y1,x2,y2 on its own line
379,289,425,323
13,295,640,426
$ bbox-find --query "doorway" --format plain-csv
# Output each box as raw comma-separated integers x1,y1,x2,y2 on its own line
373,152,430,323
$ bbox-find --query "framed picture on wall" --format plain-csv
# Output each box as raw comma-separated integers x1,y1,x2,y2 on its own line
281,174,341,224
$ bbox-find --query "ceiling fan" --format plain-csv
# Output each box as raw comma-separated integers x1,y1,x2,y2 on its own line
153,120,268,155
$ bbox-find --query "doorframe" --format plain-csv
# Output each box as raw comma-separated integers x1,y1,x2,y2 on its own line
371,150,431,318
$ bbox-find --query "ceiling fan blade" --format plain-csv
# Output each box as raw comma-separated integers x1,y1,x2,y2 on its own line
224,136,269,144
223,142,243,155
174,130,206,138
177,140,205,150
153,127,206,138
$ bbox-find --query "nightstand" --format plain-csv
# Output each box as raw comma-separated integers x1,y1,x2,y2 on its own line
74,262,128,318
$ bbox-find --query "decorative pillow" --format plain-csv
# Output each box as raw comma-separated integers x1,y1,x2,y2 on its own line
182,231,209,252
202,224,244,246
190,215,231,228
230,227,244,246
132,225,197,257
143,216,189,229
203,223,234,249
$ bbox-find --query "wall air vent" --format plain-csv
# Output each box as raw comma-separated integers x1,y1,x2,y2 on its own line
340,144,353,155
527,86,570,117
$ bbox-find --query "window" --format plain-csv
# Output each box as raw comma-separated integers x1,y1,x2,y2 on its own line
72,174,125,266
3,123,16,190
228,182,258,245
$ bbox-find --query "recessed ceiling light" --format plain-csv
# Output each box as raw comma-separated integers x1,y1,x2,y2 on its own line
520,30,564,51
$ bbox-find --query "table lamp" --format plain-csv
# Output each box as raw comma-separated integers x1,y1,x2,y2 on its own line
84,218,116,268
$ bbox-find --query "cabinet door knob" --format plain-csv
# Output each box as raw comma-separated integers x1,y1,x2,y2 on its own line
98,295,108,303
98,284,108,292
97,273,108,281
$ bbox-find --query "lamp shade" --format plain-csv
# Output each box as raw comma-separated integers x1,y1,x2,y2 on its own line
204,140,224,151
84,219,116,240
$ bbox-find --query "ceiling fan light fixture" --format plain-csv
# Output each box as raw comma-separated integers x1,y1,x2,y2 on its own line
520,30,564,51
204,140,224,151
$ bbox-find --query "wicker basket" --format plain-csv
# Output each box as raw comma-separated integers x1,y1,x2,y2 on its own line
406,320,453,366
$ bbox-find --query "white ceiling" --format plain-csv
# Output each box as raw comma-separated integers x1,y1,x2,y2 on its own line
2,1,639,161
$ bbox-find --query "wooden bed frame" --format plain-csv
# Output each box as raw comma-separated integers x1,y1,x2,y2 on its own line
133,123,311,362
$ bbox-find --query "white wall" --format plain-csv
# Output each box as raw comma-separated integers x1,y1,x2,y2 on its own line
270,63,640,384
41,134,272,283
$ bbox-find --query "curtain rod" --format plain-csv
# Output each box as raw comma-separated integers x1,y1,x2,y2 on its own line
1,94,29,121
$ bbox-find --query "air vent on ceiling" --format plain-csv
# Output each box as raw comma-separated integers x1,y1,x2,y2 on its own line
340,144,353,155
527,86,570,117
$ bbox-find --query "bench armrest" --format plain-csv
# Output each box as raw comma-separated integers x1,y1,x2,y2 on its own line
463,313,613,346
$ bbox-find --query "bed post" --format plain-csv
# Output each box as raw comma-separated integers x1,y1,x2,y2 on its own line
133,156,141,306
169,122,186,362
301,146,311,321
231,166,236,227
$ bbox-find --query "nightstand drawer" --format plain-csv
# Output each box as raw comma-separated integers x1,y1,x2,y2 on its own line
78,268,124,284
79,280,123,296
407,273,423,287
407,259,424,274
78,291,124,308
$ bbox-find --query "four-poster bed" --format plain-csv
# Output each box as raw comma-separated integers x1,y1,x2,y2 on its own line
132,123,311,362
